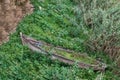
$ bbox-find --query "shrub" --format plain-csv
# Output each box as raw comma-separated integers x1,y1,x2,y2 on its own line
72,0,120,66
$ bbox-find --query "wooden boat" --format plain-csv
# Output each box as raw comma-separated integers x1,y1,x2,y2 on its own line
20,32,107,71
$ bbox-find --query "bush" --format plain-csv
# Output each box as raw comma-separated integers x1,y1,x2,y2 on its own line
72,0,120,65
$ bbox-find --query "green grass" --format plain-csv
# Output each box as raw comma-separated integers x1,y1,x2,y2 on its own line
42,41,111,66
41,44,96,64
0,0,120,79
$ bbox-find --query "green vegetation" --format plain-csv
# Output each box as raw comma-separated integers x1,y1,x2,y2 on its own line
41,44,96,64
0,0,120,79
74,0,120,61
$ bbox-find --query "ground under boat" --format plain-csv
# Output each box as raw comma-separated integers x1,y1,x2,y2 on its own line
20,32,107,71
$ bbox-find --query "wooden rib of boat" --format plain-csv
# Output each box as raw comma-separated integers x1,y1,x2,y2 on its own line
20,32,107,71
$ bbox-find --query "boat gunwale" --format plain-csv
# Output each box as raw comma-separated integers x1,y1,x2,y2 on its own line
20,32,107,71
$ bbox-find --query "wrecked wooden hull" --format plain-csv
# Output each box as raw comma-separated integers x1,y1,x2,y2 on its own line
20,32,107,71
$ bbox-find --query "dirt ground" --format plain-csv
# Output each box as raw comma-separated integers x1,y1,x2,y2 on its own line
0,0,33,45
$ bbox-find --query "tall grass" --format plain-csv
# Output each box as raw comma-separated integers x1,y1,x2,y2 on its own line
72,0,120,66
